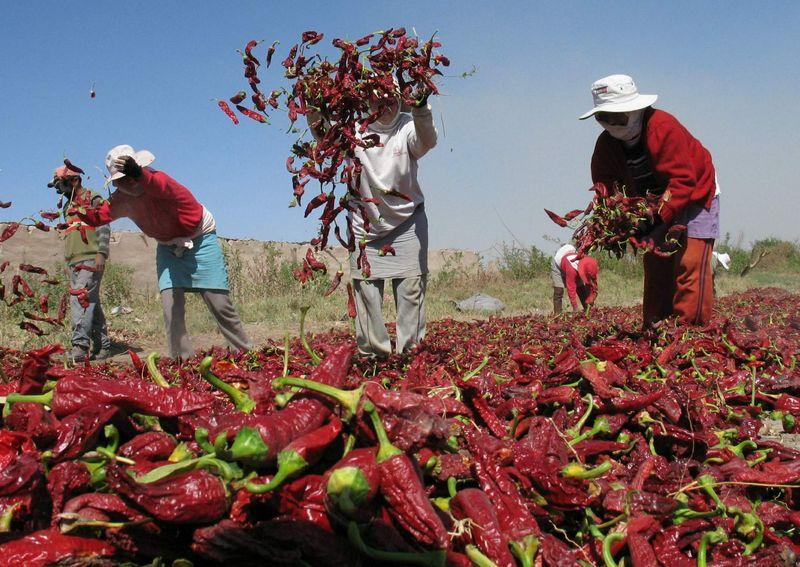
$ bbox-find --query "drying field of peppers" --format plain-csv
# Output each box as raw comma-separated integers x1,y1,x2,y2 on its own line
0,287,798,566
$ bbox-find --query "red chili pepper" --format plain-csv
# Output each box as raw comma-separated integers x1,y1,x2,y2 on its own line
305,248,327,273
13,275,35,297
378,245,395,257
236,104,268,123
244,39,262,65
266,41,279,67
304,193,329,218
0,260,9,272
229,90,247,104
40,210,60,221
217,100,239,124
70,287,90,309
1,222,20,242
364,402,449,549
302,31,324,45
19,263,48,275
544,208,569,227
346,282,357,318
63,158,85,175
450,488,517,567
38,294,49,314
0,201,11,208
324,269,344,296
247,417,343,492
57,292,69,322
19,321,45,336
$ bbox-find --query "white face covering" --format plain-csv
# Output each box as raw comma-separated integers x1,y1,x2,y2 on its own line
600,109,645,142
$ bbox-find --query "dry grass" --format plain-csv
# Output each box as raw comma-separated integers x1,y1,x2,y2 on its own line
2,240,798,354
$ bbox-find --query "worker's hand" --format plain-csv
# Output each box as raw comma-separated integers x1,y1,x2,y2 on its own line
114,156,142,179
94,253,106,273
633,213,662,238
412,86,432,109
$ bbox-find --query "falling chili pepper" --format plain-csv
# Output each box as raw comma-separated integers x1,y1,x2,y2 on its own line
0,201,12,208
346,283,357,318
19,321,45,336
244,39,262,65
324,270,344,297
1,222,20,242
63,159,85,175
229,91,247,104
19,264,48,275
217,100,239,125
235,105,268,123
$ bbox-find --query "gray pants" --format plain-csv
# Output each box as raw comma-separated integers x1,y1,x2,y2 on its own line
160,288,252,359
353,275,426,358
69,260,110,353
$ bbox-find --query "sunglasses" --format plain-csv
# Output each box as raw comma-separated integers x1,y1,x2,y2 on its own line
594,112,629,125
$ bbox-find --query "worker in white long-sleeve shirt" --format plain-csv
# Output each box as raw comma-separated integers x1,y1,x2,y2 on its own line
309,92,437,358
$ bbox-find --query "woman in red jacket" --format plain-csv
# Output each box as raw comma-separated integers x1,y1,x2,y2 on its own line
580,75,720,326
79,145,252,359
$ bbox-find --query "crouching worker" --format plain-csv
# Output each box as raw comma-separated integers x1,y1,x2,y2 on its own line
552,243,599,314
78,145,252,359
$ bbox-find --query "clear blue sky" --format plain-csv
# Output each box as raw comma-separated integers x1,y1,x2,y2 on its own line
1,1,798,257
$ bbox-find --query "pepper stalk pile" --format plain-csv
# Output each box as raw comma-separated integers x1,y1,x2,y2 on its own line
545,182,686,258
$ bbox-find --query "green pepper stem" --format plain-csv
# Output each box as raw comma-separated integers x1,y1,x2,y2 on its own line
561,460,612,479
199,357,256,414
447,476,457,498
568,417,610,446
5,390,54,406
697,527,728,567
347,522,446,566
363,401,403,463
246,450,307,493
272,376,363,418
462,356,489,382
299,306,322,365
567,395,595,438
465,545,499,567
509,535,538,567
282,331,290,378
145,352,170,388
602,531,625,567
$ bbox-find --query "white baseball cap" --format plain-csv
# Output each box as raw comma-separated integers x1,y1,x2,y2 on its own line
579,75,657,120
104,144,155,186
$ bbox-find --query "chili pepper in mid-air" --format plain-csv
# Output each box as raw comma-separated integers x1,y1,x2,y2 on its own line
305,248,327,273
244,39,262,65
0,222,19,242
324,269,344,296
0,201,11,208
235,105,268,123
364,401,449,549
69,288,90,309
12,275,35,298
63,159,85,175
229,90,247,104
217,100,239,124
378,245,396,257
39,211,60,221
346,282,357,318
266,41,279,67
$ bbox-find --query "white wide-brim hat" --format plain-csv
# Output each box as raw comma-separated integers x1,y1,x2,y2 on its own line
579,74,657,120
104,144,155,186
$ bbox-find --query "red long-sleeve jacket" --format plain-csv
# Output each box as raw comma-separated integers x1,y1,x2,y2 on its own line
79,169,203,241
561,254,599,309
590,108,716,224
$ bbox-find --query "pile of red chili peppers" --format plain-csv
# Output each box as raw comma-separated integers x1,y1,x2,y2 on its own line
222,28,448,282
546,182,686,258
0,288,798,565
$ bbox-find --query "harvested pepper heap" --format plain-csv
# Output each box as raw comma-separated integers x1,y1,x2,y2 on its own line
545,181,687,258
0,288,799,565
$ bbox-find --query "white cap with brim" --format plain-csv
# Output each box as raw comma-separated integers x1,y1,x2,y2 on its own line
104,144,155,187
579,74,657,120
